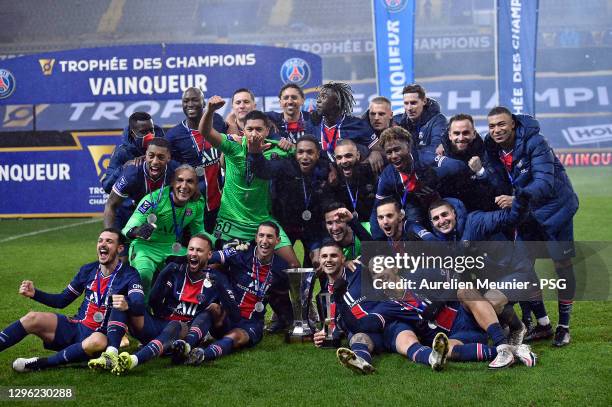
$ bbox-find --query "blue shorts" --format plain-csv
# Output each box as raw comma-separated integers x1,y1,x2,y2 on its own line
520,217,575,261
448,306,487,345
44,314,95,351
133,312,170,344
212,317,264,347
383,321,417,353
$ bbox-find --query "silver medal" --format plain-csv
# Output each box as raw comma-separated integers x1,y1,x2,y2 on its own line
172,242,182,253
147,214,157,224
195,166,205,177
352,211,359,220
93,311,104,323
254,302,264,312
203,278,212,288
302,210,312,221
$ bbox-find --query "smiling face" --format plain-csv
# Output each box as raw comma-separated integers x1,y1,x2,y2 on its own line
280,87,304,119
255,225,280,262
334,143,360,179
319,245,345,280
325,209,350,244
430,204,457,235
172,168,198,205
403,92,426,121
232,91,256,122
295,140,319,174
145,144,170,179
182,88,204,121
376,202,403,239
383,139,412,173
487,112,516,149
187,236,212,273
97,231,123,266
449,119,476,153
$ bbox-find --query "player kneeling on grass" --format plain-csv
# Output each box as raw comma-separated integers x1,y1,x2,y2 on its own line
88,234,230,375
186,222,289,365
0,229,144,372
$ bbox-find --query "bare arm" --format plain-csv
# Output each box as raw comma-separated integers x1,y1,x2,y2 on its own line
198,95,226,148
103,191,125,228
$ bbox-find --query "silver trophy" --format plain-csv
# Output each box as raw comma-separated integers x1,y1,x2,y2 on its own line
283,268,315,343
316,292,340,348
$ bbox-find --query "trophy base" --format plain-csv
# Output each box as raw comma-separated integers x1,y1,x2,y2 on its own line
320,338,341,349
284,332,314,344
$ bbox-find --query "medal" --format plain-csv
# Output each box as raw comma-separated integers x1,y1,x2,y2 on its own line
147,214,157,224
195,166,205,177
254,302,264,312
93,311,104,323
352,211,359,220
172,242,182,253
203,273,212,288
301,177,313,222
302,210,312,221
169,192,188,254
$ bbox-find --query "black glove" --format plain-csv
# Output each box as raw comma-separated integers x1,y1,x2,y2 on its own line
331,278,348,303
126,223,156,240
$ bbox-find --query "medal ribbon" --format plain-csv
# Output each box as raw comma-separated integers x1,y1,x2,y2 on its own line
283,112,305,143
301,176,312,211
499,149,514,185
169,192,188,243
345,180,359,214
183,121,206,162
320,115,345,154
95,261,122,309
252,249,273,301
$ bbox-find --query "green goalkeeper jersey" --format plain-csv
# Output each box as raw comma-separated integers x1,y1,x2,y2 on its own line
122,186,205,244
217,135,291,225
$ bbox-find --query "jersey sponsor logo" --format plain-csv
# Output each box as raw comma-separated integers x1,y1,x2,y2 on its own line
138,199,152,214
381,0,409,13
280,58,311,88
0,69,16,100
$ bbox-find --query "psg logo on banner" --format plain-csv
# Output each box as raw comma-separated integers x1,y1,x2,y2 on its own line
381,0,409,13
0,69,16,99
280,58,311,88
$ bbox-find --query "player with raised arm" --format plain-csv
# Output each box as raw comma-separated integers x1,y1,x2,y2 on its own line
0,229,144,372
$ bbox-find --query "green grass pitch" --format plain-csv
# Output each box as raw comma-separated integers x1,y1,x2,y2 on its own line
0,167,610,406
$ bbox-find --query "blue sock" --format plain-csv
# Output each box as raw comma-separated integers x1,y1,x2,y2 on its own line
202,337,234,361
106,308,129,349
450,343,497,362
46,342,88,367
406,343,432,366
486,323,507,346
135,321,181,364
350,342,372,364
0,321,28,352
558,301,573,328
530,300,548,320
185,312,212,347
519,301,532,324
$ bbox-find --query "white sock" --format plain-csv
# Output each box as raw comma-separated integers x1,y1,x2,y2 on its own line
131,355,138,368
106,346,118,355
537,316,550,326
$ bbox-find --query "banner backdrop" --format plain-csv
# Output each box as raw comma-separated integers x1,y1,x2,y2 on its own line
496,0,539,115
0,44,322,104
372,0,415,112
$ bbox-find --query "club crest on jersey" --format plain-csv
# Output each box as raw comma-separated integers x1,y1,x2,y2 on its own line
0,69,16,100
138,200,152,214
280,58,311,87
381,0,409,13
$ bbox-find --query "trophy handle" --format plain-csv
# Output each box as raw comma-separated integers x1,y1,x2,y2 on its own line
305,271,317,333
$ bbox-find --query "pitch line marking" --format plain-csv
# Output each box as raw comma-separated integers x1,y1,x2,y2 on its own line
0,218,100,243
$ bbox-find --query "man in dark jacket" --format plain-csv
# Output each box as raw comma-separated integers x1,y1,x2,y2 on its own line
478,106,579,347
393,84,447,167
436,114,497,211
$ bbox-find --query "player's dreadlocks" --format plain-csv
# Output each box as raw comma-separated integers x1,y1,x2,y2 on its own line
320,81,355,116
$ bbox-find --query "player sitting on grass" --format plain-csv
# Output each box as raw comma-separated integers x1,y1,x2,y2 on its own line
88,234,230,375
0,229,144,372
186,222,289,365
